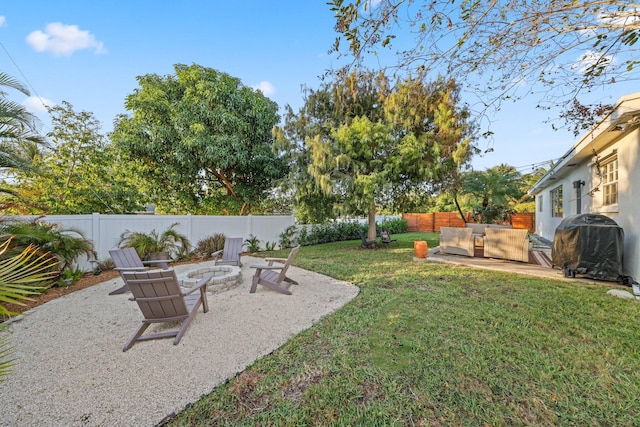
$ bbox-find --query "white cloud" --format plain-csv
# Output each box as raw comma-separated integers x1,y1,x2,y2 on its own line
0,16,6,27
252,81,276,96
26,22,106,56
23,96,55,113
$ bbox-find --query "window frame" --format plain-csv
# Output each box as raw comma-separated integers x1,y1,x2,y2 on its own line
551,185,563,218
602,156,618,206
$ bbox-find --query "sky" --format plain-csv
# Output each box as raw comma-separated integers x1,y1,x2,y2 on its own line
0,1,637,173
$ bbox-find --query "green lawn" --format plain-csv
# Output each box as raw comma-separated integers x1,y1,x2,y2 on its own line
171,232,640,426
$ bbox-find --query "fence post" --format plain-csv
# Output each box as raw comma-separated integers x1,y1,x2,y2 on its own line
92,212,100,254
185,213,193,244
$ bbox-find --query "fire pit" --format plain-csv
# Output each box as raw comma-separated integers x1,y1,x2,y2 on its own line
178,265,242,294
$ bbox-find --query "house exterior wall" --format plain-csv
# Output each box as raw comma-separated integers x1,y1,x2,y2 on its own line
533,128,640,280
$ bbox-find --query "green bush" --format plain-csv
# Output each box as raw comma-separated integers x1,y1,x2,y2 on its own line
195,233,226,259
278,225,298,248
296,219,408,246
378,218,408,234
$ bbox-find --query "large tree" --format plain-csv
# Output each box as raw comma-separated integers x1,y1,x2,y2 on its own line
288,70,475,240
7,101,146,214
330,0,640,128
276,70,389,223
111,64,288,215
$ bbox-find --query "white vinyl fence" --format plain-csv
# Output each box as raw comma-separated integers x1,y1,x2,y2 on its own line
12,214,296,271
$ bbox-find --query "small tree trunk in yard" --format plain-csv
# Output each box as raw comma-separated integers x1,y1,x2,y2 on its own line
368,207,377,242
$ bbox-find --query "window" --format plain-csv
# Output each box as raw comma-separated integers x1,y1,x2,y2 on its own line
551,185,563,217
538,195,543,212
602,157,618,205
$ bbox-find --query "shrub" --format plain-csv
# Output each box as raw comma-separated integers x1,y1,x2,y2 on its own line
243,235,261,252
0,217,95,281
378,218,408,234
195,233,226,259
278,225,298,248
118,222,191,260
296,218,408,246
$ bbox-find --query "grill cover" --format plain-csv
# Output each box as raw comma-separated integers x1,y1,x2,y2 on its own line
551,214,624,281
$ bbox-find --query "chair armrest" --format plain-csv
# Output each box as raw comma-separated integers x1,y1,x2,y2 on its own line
211,249,223,259
114,266,148,272
264,257,287,264
250,264,284,271
182,276,209,295
142,259,171,269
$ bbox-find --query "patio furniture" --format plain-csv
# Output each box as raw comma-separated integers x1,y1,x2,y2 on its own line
211,237,243,267
120,268,209,351
439,227,474,257
108,248,171,295
465,223,514,249
379,230,397,246
483,228,530,262
360,232,377,248
249,246,300,295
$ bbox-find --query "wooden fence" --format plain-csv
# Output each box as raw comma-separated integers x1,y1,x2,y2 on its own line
402,212,535,233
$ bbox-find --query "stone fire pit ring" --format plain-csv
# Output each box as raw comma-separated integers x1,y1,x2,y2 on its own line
178,265,242,294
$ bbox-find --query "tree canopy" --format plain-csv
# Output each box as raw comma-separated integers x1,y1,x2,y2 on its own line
111,64,288,215
3,101,147,214
280,69,475,237
329,0,640,128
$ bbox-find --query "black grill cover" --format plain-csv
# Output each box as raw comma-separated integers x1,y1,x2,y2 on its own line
552,214,624,281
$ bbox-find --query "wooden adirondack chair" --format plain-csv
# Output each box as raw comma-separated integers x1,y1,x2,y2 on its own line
120,269,209,351
108,248,171,295
211,237,243,267
249,246,300,295
379,230,397,246
359,232,377,248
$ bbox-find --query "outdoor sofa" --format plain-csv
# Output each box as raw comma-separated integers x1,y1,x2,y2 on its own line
483,228,530,263
439,226,475,257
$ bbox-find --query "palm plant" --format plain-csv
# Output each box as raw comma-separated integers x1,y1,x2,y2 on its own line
0,72,47,178
118,222,191,260
1,238,59,382
0,217,96,275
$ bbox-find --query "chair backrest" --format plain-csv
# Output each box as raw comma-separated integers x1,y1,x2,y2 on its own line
109,247,145,269
275,245,300,284
222,237,243,262
121,269,189,321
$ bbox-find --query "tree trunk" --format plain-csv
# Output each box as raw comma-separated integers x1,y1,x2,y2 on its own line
453,191,467,224
368,206,377,241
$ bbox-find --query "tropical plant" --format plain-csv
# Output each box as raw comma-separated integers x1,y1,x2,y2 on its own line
264,241,277,251
0,218,95,280
278,225,298,249
1,238,59,382
118,222,191,260
194,233,226,259
461,164,525,224
0,72,46,175
243,235,261,252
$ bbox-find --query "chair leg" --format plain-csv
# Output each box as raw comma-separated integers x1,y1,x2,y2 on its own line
250,272,261,293
123,323,150,352
199,287,209,313
173,301,201,345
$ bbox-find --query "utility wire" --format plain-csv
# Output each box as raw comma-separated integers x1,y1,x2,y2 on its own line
0,41,49,111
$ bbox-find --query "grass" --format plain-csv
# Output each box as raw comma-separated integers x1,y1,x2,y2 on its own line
170,232,640,426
